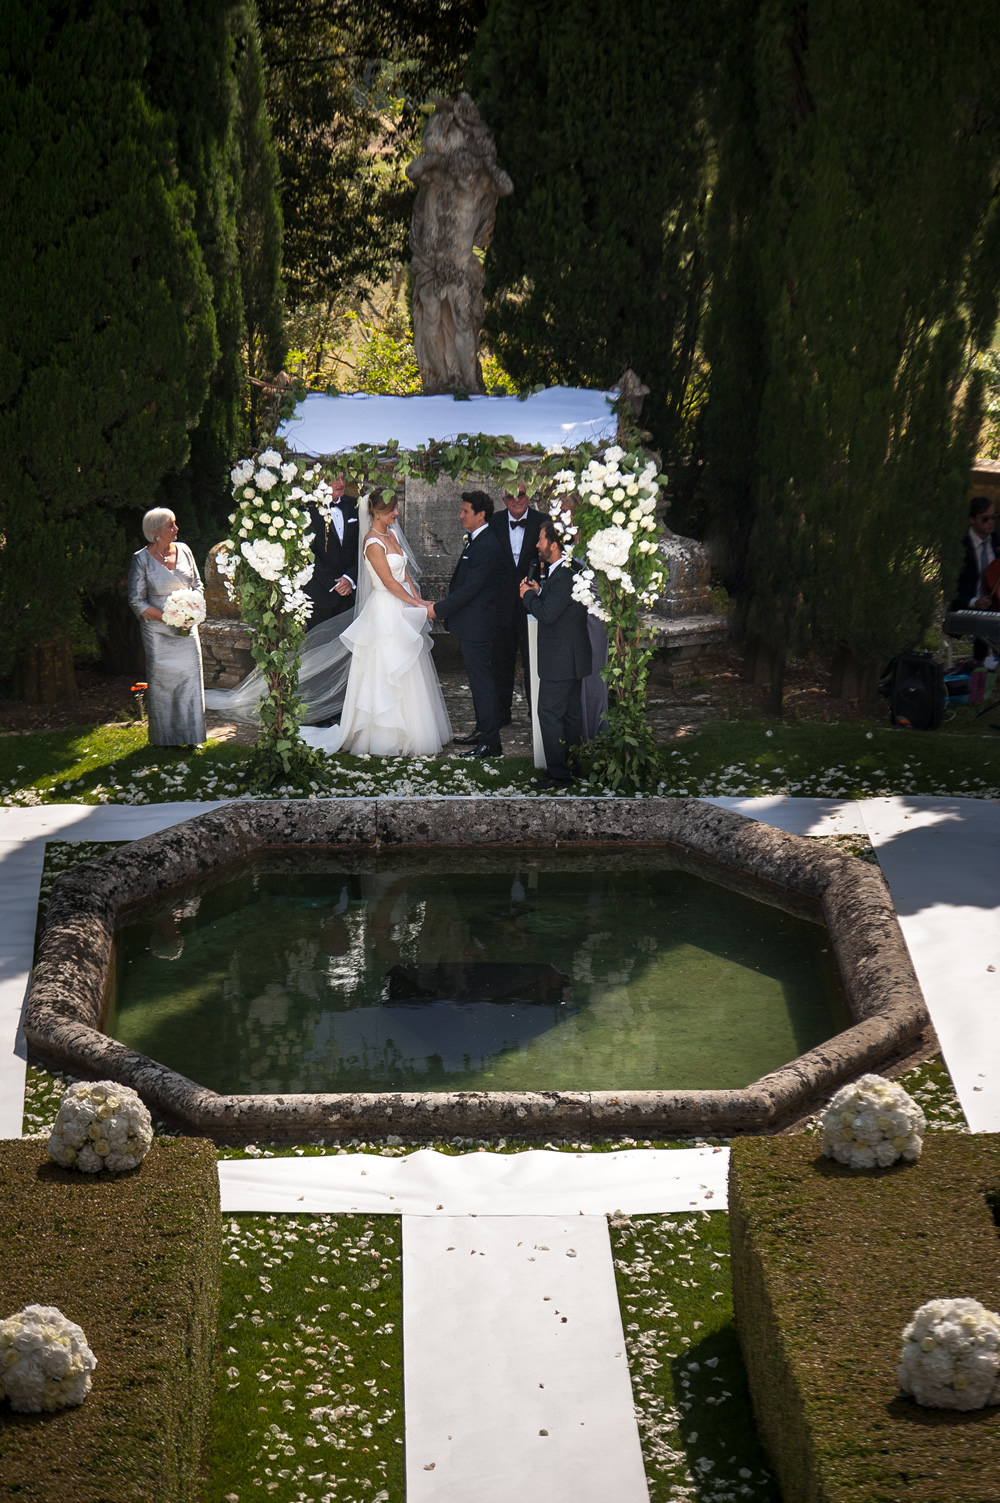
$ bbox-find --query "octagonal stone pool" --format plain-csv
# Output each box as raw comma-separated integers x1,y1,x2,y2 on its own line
26,797,930,1140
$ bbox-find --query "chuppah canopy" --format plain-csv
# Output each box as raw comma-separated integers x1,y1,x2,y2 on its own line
276,385,618,457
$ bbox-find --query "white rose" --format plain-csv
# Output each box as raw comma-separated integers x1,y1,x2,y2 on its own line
243,487,255,499
612,510,626,525
258,448,282,467
256,468,278,492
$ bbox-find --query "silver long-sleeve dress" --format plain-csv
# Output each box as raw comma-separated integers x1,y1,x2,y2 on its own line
127,544,206,746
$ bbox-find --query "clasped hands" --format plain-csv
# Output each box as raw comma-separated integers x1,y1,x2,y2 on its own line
519,578,540,599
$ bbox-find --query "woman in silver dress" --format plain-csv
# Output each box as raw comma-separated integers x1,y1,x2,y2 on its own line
127,508,206,747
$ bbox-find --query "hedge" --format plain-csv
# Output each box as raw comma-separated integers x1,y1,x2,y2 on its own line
0,1137,221,1502
729,1133,1000,1503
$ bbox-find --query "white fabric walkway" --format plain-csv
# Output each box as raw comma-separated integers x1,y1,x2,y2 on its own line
218,1145,728,1217
402,1215,647,1503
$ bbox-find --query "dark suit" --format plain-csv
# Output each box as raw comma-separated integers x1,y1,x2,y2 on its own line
489,506,543,720
303,499,359,626
522,558,593,783
951,528,999,660
434,525,503,750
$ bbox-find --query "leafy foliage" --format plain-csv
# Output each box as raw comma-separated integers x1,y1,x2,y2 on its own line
236,5,288,446
467,0,720,458
703,0,1000,695
257,0,486,308
0,1,216,679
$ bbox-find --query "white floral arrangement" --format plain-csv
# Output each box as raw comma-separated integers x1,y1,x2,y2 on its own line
820,1073,926,1168
47,1081,154,1173
898,1298,1000,1410
216,450,322,625
0,1305,97,1413
548,442,664,620
161,587,206,634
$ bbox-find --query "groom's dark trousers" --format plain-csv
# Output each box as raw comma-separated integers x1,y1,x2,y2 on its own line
433,527,502,751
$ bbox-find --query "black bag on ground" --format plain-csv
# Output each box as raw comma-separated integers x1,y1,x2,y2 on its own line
878,652,944,730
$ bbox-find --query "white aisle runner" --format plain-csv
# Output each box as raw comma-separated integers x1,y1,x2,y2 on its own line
403,1215,649,1503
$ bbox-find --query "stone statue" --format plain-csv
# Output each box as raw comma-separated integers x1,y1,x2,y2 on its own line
406,94,513,396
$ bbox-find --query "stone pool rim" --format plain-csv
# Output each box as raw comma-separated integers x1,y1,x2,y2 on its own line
26,797,930,1142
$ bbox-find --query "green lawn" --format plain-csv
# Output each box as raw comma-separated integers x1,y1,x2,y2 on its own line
4,713,1000,805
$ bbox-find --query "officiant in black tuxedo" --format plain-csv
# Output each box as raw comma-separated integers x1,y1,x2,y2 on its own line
520,516,593,788
303,472,359,626
489,483,543,725
427,491,503,757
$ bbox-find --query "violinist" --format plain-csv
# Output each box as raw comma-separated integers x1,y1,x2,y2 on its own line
952,495,999,662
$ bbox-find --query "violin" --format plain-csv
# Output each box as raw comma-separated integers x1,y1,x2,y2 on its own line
982,556,1000,610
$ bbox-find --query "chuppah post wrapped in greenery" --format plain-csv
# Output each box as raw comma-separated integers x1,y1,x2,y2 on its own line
545,444,666,791
216,449,330,788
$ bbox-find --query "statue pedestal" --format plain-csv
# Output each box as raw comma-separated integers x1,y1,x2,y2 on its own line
646,531,727,685
201,542,253,689
201,618,254,689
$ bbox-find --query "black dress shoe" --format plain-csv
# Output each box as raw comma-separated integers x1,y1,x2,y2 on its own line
531,775,570,790
452,731,482,745
460,744,502,759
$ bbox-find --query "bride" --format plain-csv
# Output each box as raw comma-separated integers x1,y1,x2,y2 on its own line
207,494,451,756
300,494,452,756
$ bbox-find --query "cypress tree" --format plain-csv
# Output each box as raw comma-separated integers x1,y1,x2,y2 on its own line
466,0,720,458
235,4,287,447
704,0,1000,704
0,1,215,697
143,1,245,558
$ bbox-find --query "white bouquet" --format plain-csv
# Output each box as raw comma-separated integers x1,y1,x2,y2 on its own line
0,1305,97,1413
47,1081,154,1173
161,587,206,634
820,1073,925,1168
899,1298,1000,1410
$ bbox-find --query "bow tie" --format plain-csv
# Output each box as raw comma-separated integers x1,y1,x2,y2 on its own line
509,518,526,530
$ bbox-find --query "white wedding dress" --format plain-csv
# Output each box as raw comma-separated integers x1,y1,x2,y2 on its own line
300,537,452,757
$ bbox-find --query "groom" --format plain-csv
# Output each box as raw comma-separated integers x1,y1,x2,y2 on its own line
426,491,503,757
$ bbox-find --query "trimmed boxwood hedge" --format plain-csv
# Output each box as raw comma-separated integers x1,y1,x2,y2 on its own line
0,1137,220,1502
729,1134,1000,1503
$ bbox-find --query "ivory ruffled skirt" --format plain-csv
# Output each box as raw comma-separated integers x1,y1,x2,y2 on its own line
301,557,451,757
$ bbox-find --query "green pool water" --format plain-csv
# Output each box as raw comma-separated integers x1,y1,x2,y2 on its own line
107,849,850,1095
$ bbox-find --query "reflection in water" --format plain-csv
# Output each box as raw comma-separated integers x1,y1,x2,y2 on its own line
108,854,849,1095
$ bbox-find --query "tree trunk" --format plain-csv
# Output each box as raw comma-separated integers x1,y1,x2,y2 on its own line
831,647,879,704
741,637,784,715
13,637,78,703
82,588,146,677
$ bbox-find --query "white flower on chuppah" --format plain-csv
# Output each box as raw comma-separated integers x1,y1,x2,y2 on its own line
47,1080,153,1173
899,1298,1000,1410
820,1073,925,1168
0,1305,97,1413
587,525,634,577
160,587,206,635
240,537,288,582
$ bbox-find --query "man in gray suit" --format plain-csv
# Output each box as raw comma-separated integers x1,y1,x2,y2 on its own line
520,516,593,789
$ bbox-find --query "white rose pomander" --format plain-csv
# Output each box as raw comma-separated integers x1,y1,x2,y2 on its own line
0,1305,97,1413
161,587,206,634
47,1081,153,1173
820,1073,925,1169
899,1298,1000,1410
